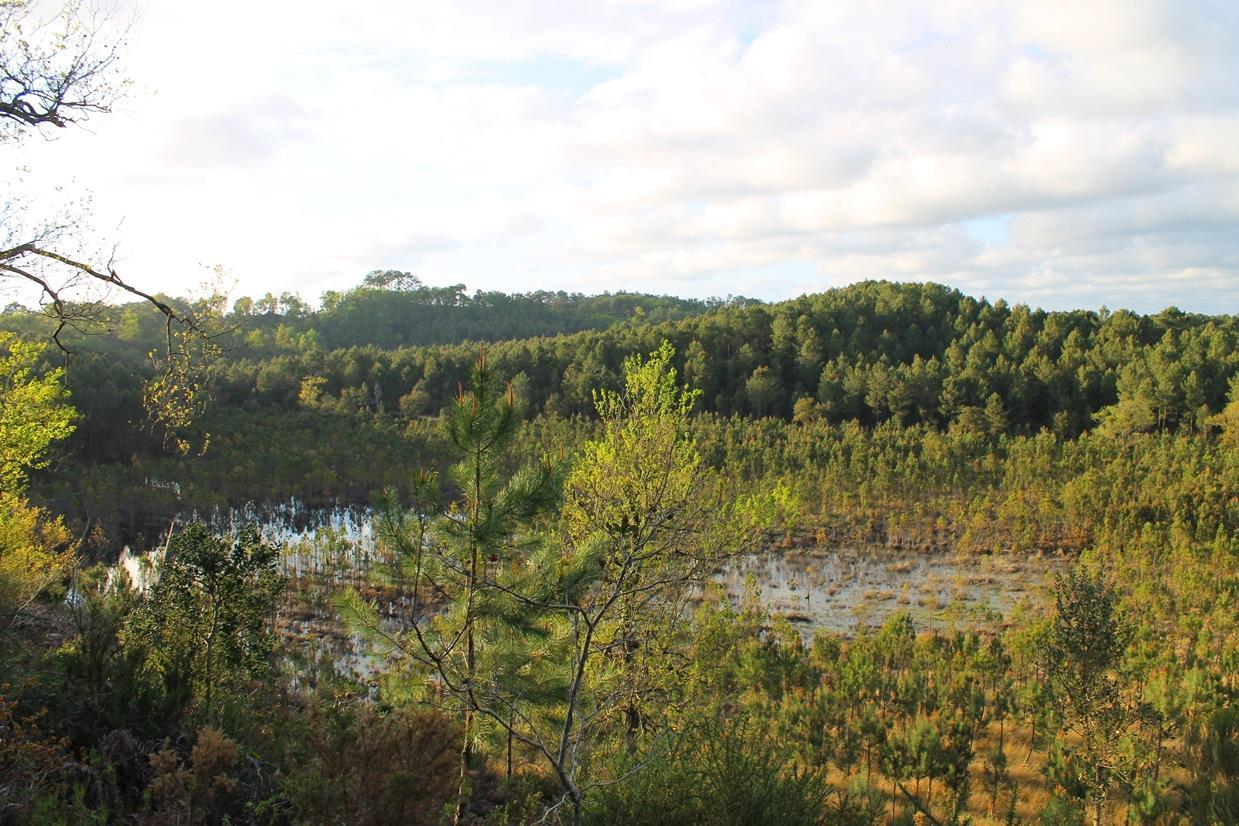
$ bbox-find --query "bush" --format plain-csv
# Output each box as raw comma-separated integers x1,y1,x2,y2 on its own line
585,719,830,826
0,695,74,818
279,702,459,825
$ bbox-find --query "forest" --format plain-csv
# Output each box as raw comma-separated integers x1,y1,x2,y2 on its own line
1,277,1236,825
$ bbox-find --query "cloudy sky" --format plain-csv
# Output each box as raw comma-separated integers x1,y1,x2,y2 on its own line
6,0,1239,312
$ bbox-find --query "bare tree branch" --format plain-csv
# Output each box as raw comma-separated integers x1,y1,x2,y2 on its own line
0,0,128,140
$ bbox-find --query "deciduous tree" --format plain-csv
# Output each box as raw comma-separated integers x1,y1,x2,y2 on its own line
128,525,285,722
1,1,219,449
0,332,74,630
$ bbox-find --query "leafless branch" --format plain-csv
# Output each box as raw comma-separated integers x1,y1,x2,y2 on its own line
0,0,129,140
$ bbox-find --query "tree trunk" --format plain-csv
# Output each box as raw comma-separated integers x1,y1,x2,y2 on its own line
454,452,483,826
453,710,473,826
570,787,583,826
990,717,1004,816
620,596,641,752
204,598,221,718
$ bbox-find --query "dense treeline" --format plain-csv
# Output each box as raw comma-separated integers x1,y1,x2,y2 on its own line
200,279,1239,434
269,281,1234,433
0,276,716,462
1,273,717,377
304,277,722,352
11,280,1233,469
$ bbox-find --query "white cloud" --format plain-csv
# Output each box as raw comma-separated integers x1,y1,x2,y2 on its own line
2,0,1236,312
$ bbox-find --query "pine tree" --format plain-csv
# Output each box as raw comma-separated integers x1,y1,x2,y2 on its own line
341,350,559,824
1040,568,1133,826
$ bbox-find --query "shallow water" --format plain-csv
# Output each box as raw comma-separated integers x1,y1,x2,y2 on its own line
718,546,1058,637
119,503,1059,677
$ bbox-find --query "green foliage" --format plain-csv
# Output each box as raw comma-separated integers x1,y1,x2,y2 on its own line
1207,375,1239,446
0,333,76,629
1042,569,1125,712
127,525,285,722
0,332,75,492
0,491,72,628
361,269,424,292
143,317,224,456
1038,569,1137,825
345,349,560,821
561,341,704,549
533,343,784,821
39,566,169,744
584,719,829,826
1095,397,1155,438
1186,706,1239,824
1039,794,1086,826
745,363,782,416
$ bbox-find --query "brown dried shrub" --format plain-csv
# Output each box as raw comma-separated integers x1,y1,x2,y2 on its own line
283,704,459,826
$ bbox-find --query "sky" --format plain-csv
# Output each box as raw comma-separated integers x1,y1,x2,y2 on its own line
4,0,1239,314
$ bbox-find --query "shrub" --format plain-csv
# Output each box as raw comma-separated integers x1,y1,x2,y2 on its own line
585,719,830,826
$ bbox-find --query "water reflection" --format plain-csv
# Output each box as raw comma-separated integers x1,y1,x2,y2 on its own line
113,503,1059,678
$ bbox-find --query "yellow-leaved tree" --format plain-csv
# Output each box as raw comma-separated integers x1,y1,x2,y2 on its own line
506,342,792,826
1208,374,1239,448
0,331,76,626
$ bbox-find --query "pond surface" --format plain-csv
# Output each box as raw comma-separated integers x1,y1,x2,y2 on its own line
119,504,1061,679
717,545,1059,638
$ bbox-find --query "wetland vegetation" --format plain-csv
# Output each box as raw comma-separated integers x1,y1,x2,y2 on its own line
2,277,1236,825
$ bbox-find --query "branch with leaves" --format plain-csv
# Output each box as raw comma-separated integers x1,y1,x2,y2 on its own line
1,1,227,449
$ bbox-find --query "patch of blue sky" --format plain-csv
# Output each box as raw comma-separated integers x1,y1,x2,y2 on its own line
468,55,621,95
734,1,780,50
960,214,1012,246
1019,42,1055,64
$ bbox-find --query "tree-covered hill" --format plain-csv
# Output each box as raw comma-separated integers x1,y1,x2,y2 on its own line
223,280,1239,438
2,273,725,361
6,279,1236,467
5,275,1236,824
